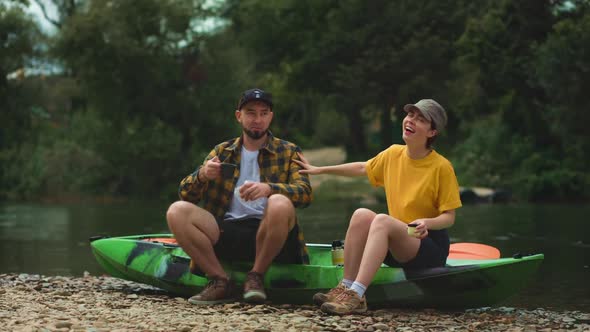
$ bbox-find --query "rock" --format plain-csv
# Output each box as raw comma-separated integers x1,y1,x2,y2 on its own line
55,321,73,328
0,273,588,331
54,290,72,296
371,322,389,331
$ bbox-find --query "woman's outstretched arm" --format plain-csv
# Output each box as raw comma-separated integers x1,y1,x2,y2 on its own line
295,152,367,177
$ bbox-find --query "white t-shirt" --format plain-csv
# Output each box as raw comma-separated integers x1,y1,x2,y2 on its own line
224,146,268,220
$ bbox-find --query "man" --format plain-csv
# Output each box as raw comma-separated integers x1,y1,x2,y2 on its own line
166,88,312,305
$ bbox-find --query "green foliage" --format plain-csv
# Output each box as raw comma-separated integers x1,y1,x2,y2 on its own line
453,113,589,201
453,114,531,188
0,109,189,200
454,0,554,132
53,0,244,151
0,115,108,200
0,2,42,149
54,0,196,120
312,108,349,147
2,0,590,202
513,153,590,202
533,12,590,164
0,143,44,200
449,0,590,201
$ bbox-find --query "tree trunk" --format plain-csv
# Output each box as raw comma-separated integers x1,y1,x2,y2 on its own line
347,106,367,159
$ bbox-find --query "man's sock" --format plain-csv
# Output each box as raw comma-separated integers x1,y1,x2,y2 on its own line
350,281,367,298
341,279,353,288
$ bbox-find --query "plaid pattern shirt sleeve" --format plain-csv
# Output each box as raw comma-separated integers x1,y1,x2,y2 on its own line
178,144,235,220
178,149,215,204
261,137,312,209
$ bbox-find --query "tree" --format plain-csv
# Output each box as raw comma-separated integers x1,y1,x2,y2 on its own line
453,0,555,144
532,10,590,199
0,1,42,149
225,0,471,156
32,0,83,29
50,0,251,195
451,0,589,200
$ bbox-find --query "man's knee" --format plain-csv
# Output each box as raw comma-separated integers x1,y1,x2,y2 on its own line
166,201,194,229
263,194,295,229
266,194,295,212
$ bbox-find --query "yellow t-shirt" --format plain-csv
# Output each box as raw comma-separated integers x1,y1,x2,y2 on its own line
366,144,462,223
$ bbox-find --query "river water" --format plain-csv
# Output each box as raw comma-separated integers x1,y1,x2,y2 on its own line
0,199,588,311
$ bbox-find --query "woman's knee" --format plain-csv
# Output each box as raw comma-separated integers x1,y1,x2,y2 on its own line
370,214,405,237
349,208,376,228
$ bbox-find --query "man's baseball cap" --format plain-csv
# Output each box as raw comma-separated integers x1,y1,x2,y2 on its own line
237,88,273,110
403,99,447,132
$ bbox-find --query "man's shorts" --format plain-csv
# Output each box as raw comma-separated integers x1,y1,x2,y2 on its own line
383,229,450,269
214,218,308,264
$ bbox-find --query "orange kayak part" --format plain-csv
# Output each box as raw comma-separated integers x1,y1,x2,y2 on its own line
144,238,178,245
449,242,501,260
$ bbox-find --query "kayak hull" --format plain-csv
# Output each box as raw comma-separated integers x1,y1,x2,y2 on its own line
90,234,543,308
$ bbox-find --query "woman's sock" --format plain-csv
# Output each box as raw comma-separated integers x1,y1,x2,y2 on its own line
350,281,367,298
341,279,353,288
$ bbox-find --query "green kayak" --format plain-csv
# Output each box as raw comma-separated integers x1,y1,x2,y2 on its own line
90,234,543,309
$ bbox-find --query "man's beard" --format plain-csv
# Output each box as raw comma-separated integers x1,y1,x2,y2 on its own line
244,128,268,140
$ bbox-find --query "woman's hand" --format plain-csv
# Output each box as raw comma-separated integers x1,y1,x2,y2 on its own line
295,152,322,175
409,219,429,239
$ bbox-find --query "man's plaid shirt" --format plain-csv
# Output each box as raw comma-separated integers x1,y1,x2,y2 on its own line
178,132,313,263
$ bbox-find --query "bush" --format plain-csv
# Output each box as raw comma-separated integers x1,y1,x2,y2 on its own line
312,109,350,147
0,109,193,201
453,114,590,202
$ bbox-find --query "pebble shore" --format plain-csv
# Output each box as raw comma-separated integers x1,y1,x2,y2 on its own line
1,273,588,332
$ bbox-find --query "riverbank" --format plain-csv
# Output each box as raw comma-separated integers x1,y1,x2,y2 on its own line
1,273,588,332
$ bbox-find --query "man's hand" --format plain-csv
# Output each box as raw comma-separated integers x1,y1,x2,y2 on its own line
200,156,222,181
294,152,321,175
239,181,272,201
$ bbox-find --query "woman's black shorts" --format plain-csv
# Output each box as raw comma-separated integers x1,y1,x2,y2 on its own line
383,229,450,269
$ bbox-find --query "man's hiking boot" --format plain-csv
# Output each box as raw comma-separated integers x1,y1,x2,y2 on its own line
188,276,235,305
243,271,266,303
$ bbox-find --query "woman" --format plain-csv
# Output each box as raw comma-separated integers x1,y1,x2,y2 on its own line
296,99,462,315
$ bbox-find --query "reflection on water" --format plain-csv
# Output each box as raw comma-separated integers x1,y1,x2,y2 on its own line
1,200,588,311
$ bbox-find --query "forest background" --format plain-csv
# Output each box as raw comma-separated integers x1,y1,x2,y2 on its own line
1,0,589,203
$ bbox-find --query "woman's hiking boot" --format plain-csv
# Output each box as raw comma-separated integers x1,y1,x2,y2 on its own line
312,282,348,306
320,289,368,315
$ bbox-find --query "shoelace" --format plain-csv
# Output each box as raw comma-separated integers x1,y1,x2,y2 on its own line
205,278,226,291
335,289,356,302
329,284,345,295
246,273,263,289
